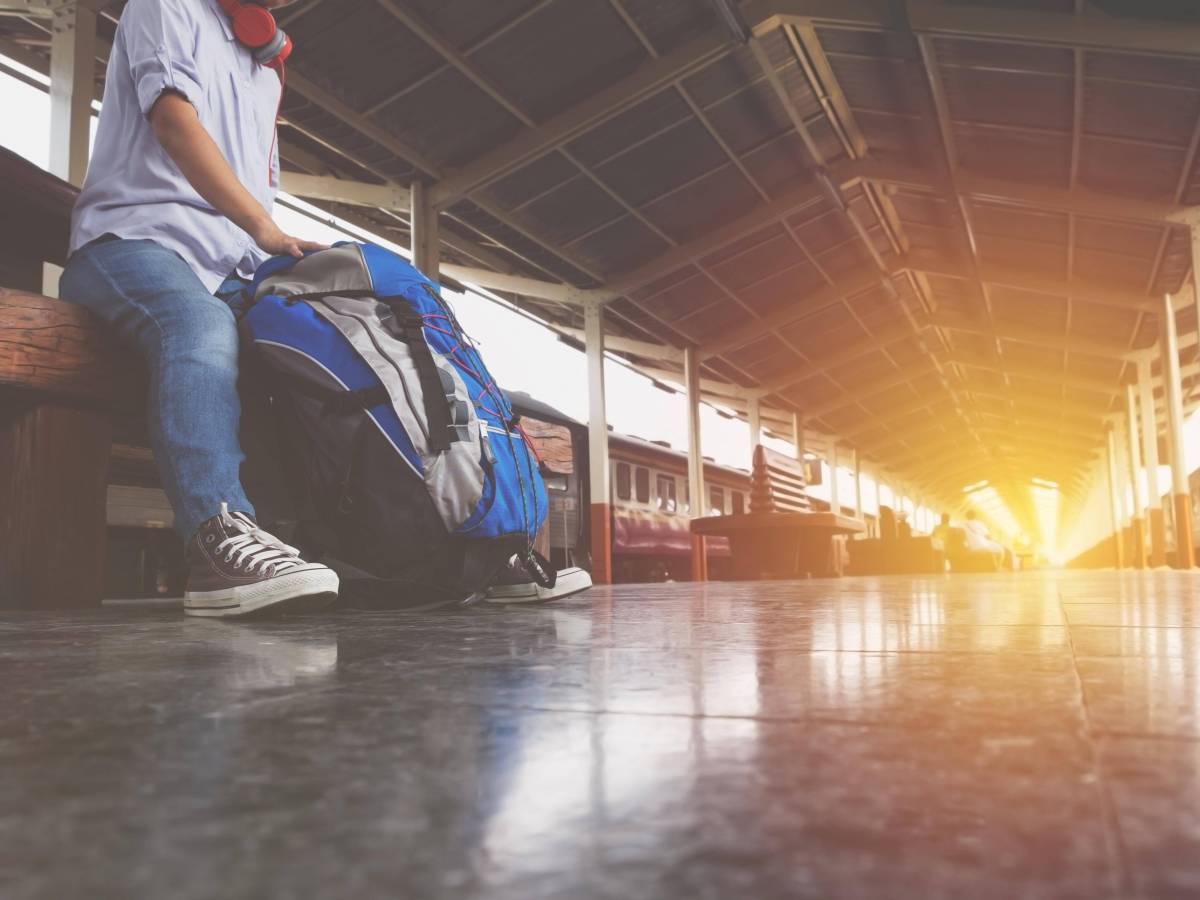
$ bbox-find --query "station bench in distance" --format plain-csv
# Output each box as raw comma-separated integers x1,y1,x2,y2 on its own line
690,445,866,580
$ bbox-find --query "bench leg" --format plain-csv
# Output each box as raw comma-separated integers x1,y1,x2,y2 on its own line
0,402,112,609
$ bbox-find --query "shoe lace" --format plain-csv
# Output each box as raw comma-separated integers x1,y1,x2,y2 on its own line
214,503,306,576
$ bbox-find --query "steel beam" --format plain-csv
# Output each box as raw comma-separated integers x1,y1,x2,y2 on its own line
410,181,440,278
1105,426,1126,567
906,0,1200,59
930,312,1134,359
279,172,411,210
685,345,709,580
1136,358,1167,565
429,28,735,207
585,302,612,583
48,0,95,186
1161,291,1195,567
556,327,682,362
1125,382,1148,567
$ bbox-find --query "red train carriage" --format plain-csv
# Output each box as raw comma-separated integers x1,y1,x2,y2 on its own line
509,393,749,583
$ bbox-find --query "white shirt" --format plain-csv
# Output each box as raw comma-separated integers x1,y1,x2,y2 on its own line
70,0,282,291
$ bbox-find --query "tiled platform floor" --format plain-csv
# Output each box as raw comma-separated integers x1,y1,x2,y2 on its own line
4,571,1200,898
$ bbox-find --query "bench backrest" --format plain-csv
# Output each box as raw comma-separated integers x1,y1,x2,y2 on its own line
750,444,812,514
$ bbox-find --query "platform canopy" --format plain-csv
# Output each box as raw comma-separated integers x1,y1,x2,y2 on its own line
5,0,1200,520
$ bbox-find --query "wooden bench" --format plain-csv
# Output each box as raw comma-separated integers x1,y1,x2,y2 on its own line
0,288,144,609
690,445,866,580
0,145,154,609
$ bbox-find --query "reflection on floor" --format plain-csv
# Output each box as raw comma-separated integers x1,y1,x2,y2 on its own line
3,571,1200,898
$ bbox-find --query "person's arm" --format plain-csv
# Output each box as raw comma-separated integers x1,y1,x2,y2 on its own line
149,93,323,258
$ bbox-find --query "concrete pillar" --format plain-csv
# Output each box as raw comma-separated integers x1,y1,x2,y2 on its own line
747,397,762,451
1105,426,1125,569
49,0,96,187
584,302,611,584
792,411,805,461
685,346,707,582
411,181,440,278
1125,383,1148,568
1138,358,1167,565
1161,291,1194,568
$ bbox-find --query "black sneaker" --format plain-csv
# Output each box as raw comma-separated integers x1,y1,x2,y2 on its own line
484,557,593,604
183,504,339,618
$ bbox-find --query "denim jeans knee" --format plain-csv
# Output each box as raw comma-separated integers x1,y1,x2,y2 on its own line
60,238,256,539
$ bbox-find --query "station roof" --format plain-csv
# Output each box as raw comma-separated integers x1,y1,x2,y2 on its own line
5,0,1200,518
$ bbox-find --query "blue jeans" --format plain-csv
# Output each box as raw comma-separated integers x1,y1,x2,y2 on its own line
61,237,255,540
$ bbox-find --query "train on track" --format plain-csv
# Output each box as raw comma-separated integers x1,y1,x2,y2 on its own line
510,392,752,583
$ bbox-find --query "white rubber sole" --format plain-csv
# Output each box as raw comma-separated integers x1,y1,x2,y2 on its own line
184,565,340,618
485,567,593,604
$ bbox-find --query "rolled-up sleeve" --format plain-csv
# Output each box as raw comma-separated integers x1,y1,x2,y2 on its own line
121,0,203,116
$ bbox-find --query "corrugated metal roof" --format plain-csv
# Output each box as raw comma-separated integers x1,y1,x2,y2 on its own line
5,0,1200,511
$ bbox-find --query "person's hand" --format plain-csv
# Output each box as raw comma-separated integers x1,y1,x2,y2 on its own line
250,218,328,258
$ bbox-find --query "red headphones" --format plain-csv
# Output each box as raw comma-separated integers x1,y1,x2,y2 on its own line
218,0,293,69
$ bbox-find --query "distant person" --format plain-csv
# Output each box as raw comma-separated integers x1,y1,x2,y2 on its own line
932,513,953,550
964,510,1007,569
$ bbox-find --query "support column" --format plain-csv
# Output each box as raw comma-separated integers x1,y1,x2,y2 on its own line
1138,357,1167,565
1114,420,1134,566
411,181,441,278
685,346,708,582
1125,383,1148,568
853,449,863,519
1105,426,1125,569
792,411,805,461
829,440,840,515
1161,291,1195,568
49,0,96,187
584,302,612,584
747,396,762,451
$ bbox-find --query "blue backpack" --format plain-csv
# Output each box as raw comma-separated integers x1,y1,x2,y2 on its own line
241,242,550,605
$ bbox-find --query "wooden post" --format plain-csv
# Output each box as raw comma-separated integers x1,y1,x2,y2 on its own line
1125,383,1147,568
685,345,708,582
1161,291,1194,568
49,0,96,187
1105,426,1125,569
1138,357,1167,566
584,301,612,584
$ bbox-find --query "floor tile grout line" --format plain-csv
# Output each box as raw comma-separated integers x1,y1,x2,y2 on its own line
1057,579,1140,899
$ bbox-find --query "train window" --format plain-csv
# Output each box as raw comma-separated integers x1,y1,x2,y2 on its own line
616,463,631,501
656,474,677,514
544,473,569,492
635,467,650,504
710,486,725,516
682,480,690,515
732,490,745,514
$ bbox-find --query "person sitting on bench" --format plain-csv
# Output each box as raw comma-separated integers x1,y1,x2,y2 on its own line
963,510,1008,570
59,0,340,618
